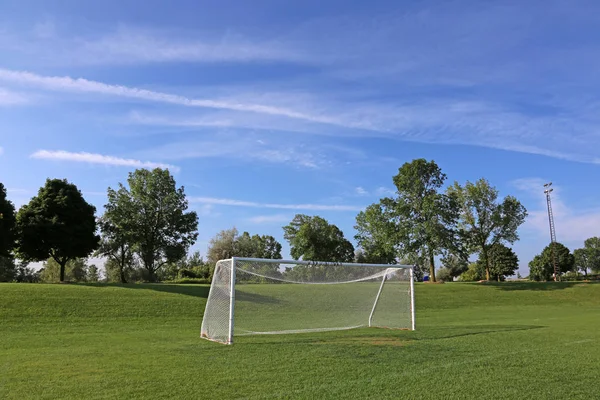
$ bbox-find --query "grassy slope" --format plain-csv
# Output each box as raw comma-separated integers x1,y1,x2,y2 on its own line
1,282,599,399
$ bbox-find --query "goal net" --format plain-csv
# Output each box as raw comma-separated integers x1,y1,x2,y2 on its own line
200,257,415,344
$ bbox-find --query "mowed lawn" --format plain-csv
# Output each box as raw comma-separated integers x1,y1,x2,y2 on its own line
1,282,599,399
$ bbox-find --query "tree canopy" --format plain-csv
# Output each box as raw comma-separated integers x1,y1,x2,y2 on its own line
15,178,99,282
477,243,519,281
447,178,527,281
573,237,600,275
0,183,16,258
529,242,575,281
105,168,199,282
283,214,354,262
355,159,459,281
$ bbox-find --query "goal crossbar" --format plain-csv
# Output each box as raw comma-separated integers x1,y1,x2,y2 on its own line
201,257,416,344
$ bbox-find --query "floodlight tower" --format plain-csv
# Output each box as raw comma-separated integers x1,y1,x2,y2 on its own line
544,182,559,281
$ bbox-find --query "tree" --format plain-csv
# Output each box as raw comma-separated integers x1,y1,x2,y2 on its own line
459,262,485,281
447,178,527,281
477,243,518,281
40,257,89,282
105,168,199,282
440,253,469,280
528,242,575,281
87,264,99,282
15,178,99,282
95,187,137,284
356,159,460,282
354,203,398,264
574,237,600,276
283,214,354,262
207,228,283,264
0,256,16,282
0,183,16,258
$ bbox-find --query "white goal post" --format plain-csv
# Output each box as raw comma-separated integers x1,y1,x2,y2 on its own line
200,257,415,344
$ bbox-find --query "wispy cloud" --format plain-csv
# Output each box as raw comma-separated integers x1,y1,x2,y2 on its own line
0,88,29,106
30,150,180,172
0,69,345,127
354,187,368,196
190,197,363,211
247,214,291,224
132,133,328,169
376,187,396,196
511,178,600,245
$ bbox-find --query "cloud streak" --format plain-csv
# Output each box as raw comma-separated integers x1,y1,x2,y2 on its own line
190,197,364,211
30,150,180,172
247,214,291,224
0,88,29,106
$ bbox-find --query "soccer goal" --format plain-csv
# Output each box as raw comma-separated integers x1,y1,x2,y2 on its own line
200,257,415,344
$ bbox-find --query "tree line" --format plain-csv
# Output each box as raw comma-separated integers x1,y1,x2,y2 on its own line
1,158,597,284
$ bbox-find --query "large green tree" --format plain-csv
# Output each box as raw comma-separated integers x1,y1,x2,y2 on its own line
573,237,600,276
447,178,527,281
354,203,398,264
529,242,575,281
0,183,16,258
39,257,89,283
283,214,354,262
105,168,198,282
15,179,99,282
95,186,137,283
207,228,283,264
477,243,519,281
355,159,460,282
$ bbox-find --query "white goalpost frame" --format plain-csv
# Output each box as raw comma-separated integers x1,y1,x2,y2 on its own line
203,257,416,345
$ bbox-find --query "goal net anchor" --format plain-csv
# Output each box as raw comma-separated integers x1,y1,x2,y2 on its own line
200,257,415,344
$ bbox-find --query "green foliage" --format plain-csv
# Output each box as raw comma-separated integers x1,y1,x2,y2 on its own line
0,183,16,258
459,262,485,281
440,253,469,279
529,242,575,281
574,237,600,275
0,255,16,282
87,265,99,282
478,243,519,281
15,178,99,281
356,159,460,282
448,178,527,281
105,168,199,282
95,188,137,283
354,203,398,264
436,267,453,282
283,214,354,262
39,258,89,283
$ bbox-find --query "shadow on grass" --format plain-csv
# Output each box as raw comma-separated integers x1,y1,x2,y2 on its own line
78,283,284,304
79,283,211,298
482,281,597,291
233,324,546,346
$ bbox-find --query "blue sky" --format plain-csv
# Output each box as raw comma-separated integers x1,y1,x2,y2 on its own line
1,0,599,275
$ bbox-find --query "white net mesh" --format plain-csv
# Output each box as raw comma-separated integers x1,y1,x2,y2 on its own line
200,260,232,343
201,258,413,344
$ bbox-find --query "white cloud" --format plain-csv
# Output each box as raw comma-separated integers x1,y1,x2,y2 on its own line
247,214,291,224
376,187,395,196
511,178,600,245
0,69,344,126
190,197,363,211
132,134,327,169
30,150,180,172
0,88,29,106
354,187,368,196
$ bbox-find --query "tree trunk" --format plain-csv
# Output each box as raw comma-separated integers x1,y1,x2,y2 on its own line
483,247,490,281
59,260,67,282
119,267,127,284
429,249,436,282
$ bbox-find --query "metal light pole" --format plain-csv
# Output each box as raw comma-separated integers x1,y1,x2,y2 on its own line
544,182,559,281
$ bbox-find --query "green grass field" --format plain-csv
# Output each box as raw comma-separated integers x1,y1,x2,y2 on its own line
1,281,599,399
